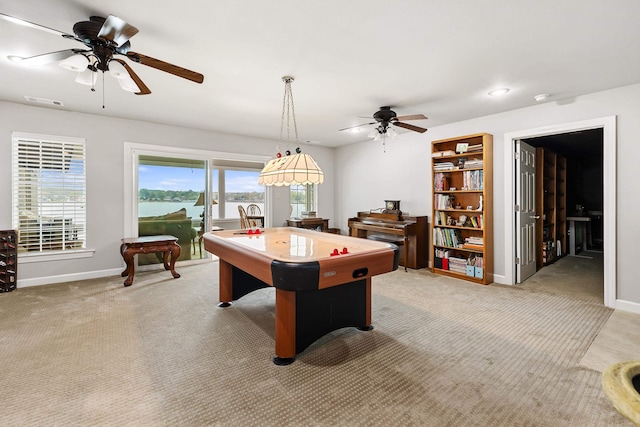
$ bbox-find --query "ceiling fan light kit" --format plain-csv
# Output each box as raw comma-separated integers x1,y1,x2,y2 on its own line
74,68,97,86
340,106,427,150
258,76,324,187
2,13,204,97
108,60,128,78
58,54,89,72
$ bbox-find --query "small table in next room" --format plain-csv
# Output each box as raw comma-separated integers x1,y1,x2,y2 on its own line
203,227,399,365
120,235,181,287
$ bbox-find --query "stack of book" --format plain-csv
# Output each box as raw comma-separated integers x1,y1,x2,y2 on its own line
467,144,483,153
434,162,455,171
447,256,467,274
463,158,483,168
462,236,484,249
432,150,456,157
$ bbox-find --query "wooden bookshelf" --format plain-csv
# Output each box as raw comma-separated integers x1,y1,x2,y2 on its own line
431,133,493,284
556,155,567,257
536,148,566,267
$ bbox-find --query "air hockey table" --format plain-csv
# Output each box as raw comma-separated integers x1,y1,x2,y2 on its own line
203,227,399,365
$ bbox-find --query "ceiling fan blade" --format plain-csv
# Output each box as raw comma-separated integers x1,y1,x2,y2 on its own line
125,51,204,83
339,122,376,131
0,13,74,38
112,59,151,95
393,114,428,121
393,122,428,133
13,49,82,66
97,15,139,46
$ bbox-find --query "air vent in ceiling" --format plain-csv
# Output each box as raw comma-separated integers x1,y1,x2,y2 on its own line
24,96,64,106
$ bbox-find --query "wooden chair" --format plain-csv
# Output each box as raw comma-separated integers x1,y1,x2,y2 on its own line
246,204,261,216
238,205,251,229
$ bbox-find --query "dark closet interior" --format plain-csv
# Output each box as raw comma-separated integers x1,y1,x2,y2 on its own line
523,128,604,251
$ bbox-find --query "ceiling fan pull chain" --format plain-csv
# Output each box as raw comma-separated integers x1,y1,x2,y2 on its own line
102,71,105,109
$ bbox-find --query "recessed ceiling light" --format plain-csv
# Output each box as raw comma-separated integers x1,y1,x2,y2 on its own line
349,128,361,133
534,93,550,102
488,88,510,96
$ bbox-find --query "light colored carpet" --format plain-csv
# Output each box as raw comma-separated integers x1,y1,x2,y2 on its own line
0,261,631,426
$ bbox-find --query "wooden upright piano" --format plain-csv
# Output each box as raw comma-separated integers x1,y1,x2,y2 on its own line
348,211,428,270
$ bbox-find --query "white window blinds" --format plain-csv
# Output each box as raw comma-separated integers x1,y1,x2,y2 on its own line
11,133,86,253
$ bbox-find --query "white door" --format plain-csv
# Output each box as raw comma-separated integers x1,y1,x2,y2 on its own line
515,140,538,283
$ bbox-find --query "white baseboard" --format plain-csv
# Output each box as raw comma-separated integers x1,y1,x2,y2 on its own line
18,258,216,288
615,299,640,314
17,268,123,288
492,274,508,285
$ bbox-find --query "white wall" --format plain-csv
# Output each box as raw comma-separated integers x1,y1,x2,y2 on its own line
4,82,640,309
336,83,640,308
0,101,335,284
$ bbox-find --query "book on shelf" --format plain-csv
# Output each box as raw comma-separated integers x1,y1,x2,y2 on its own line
433,227,463,248
434,172,449,191
447,256,467,274
464,236,483,245
434,194,455,209
432,150,456,158
434,162,455,171
434,248,451,259
462,169,483,190
468,215,483,228
463,159,483,169
462,243,484,250
462,236,483,250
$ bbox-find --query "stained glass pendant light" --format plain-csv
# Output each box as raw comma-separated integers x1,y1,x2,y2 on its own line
258,76,324,186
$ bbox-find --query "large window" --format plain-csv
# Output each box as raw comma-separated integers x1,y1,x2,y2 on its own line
137,156,206,263
290,184,316,218
11,133,86,254
212,161,264,220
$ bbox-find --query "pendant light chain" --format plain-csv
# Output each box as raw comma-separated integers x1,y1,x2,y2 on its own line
258,75,323,186
280,76,299,153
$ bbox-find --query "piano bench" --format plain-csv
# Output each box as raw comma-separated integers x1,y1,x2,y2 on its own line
366,235,404,245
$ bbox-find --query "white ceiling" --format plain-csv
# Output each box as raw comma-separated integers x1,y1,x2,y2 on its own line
1,1,639,148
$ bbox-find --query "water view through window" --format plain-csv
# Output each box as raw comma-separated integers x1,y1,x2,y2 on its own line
137,157,264,264
138,164,264,219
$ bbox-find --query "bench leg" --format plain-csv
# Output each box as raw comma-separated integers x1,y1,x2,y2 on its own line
168,243,181,279
121,247,136,287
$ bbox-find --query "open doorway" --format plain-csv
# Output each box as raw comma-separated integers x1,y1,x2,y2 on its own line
503,116,616,308
517,129,604,302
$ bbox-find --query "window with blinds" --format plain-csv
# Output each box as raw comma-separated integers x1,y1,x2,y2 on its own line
11,132,86,253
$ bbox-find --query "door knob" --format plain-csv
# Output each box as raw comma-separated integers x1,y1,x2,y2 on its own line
530,215,541,219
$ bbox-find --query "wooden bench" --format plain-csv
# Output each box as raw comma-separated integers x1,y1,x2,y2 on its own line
120,235,181,287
